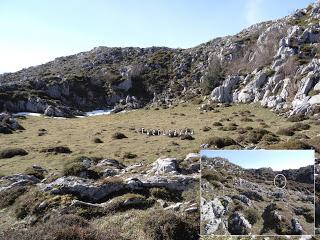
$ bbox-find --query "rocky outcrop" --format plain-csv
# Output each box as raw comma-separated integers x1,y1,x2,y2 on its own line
41,173,197,203
202,156,314,235
0,112,24,134
201,197,225,234
228,212,252,235
1,2,320,116
210,76,242,103
40,154,198,203
147,157,179,175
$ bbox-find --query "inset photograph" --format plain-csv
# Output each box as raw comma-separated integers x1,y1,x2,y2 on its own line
201,150,315,236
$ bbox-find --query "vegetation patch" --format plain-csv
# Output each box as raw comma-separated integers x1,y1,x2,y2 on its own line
112,132,128,139
150,187,180,201
40,146,72,154
203,136,237,148
143,210,198,240
244,208,260,225
0,186,26,208
237,128,271,144
0,148,28,159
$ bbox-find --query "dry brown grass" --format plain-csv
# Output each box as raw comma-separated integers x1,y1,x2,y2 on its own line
0,103,319,175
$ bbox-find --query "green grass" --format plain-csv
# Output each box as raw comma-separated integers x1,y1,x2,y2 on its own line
0,103,319,175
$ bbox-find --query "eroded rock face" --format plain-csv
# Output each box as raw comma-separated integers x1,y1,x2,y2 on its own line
211,76,242,103
41,174,197,203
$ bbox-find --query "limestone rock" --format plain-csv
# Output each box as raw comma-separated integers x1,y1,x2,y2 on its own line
148,157,179,175
228,212,252,235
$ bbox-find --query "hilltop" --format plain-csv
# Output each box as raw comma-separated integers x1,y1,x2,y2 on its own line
1,2,320,117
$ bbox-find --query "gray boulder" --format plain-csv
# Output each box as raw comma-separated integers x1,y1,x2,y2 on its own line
228,212,252,235
148,157,179,175
201,197,226,234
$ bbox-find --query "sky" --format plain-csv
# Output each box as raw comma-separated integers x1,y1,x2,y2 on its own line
0,0,314,73
200,150,315,171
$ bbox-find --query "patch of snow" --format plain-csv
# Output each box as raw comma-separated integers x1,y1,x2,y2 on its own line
13,112,42,117
85,110,112,116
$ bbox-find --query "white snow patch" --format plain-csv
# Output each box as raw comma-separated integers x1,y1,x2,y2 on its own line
13,112,42,117
85,110,112,116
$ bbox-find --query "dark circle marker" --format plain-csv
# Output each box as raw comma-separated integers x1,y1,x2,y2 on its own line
274,174,287,189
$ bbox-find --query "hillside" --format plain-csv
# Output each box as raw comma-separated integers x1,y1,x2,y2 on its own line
201,156,314,235
0,2,320,117
1,1,320,240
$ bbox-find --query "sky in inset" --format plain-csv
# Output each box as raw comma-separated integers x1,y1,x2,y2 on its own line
0,0,314,73
200,150,315,171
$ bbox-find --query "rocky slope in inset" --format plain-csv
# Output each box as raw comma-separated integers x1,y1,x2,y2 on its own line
0,154,200,239
1,2,320,117
201,157,314,236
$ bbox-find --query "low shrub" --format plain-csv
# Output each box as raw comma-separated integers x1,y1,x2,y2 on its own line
0,186,26,208
240,117,253,122
244,208,260,225
261,133,280,143
93,137,104,143
40,146,72,154
237,128,270,144
202,170,223,183
112,132,127,139
24,166,45,179
123,152,137,159
287,115,306,122
2,214,122,240
267,140,312,150
212,122,223,126
143,210,198,240
219,125,237,131
181,135,195,140
150,187,180,201
292,122,310,130
277,127,295,136
63,162,87,176
204,136,237,148
0,148,28,159
293,133,310,140
202,126,211,132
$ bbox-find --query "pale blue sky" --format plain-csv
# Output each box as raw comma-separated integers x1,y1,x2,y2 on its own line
201,150,315,171
0,0,314,73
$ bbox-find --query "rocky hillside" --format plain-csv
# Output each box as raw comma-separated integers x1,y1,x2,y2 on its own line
0,154,200,239
1,1,320,117
201,156,314,236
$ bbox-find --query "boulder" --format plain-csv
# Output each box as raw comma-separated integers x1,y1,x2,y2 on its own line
0,174,40,194
228,212,252,235
291,218,305,234
184,153,200,162
0,112,24,134
96,159,125,169
201,197,225,234
148,157,179,175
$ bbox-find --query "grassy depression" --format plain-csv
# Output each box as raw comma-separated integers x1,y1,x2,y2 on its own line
0,103,319,176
